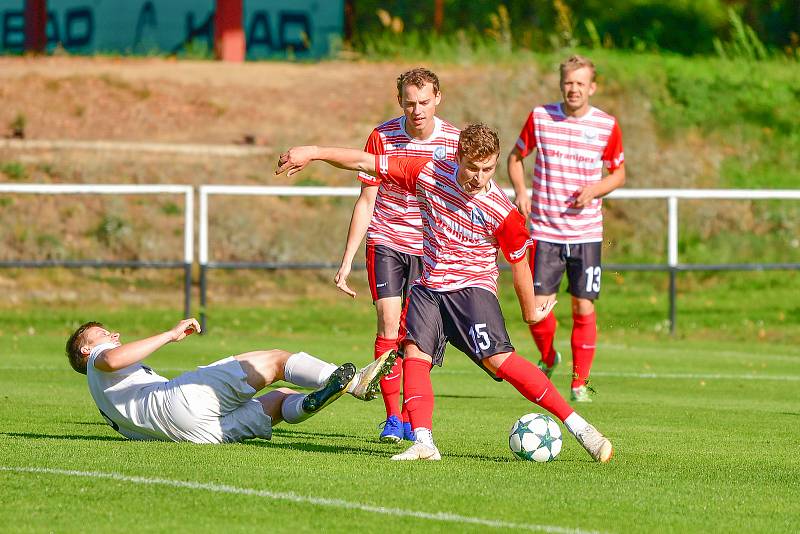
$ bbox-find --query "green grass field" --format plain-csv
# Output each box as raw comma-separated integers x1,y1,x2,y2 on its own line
1,273,799,533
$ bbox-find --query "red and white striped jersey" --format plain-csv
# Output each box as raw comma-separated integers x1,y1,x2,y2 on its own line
359,116,460,255
374,155,533,294
515,104,624,244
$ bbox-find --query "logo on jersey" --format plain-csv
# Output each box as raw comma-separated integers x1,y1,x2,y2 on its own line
583,128,598,142
470,207,487,228
432,146,447,160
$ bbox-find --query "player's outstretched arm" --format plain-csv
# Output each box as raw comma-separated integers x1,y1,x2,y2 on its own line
510,259,556,324
93,318,200,372
507,147,531,217
276,146,377,177
335,184,379,298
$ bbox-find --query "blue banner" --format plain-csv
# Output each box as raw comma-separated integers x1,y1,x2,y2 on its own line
0,0,343,58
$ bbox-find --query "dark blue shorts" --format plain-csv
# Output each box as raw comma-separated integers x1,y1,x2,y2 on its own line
366,244,423,302
400,285,513,377
531,241,603,300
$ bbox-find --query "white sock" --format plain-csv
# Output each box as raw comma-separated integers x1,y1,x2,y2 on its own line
564,412,590,435
414,428,436,447
280,393,311,424
284,352,338,388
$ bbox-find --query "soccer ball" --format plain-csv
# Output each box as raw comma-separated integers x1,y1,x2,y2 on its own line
508,413,562,462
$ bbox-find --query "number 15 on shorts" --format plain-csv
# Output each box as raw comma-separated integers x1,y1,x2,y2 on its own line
469,323,491,353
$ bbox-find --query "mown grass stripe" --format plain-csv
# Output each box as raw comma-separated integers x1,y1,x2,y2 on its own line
0,466,598,534
1,366,797,381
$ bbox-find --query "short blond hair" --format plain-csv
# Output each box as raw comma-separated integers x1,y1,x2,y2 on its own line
457,123,500,161
560,55,596,83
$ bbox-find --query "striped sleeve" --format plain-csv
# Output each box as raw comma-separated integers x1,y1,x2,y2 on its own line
358,129,384,186
374,156,430,193
514,111,537,158
494,210,534,263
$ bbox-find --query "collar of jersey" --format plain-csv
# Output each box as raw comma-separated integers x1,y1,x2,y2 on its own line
398,115,441,143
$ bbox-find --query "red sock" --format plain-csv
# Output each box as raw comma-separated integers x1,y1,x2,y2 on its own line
374,335,401,418
495,352,574,422
402,357,434,431
571,312,597,389
529,311,557,366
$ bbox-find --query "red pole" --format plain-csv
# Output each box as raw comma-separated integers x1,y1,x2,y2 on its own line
433,0,444,34
214,0,245,62
24,0,47,53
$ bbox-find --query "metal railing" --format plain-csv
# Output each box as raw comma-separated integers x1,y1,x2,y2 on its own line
4,184,797,333
0,184,195,318
198,186,800,333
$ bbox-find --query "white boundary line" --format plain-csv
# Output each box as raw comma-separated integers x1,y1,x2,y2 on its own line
0,466,598,534
589,371,800,381
432,370,800,382
1,366,798,381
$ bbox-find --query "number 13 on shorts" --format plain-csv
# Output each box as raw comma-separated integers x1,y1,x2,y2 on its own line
584,266,601,293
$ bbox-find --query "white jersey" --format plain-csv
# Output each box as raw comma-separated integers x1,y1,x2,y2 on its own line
86,345,271,444
86,342,172,441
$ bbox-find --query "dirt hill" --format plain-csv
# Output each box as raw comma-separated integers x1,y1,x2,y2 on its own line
0,56,756,306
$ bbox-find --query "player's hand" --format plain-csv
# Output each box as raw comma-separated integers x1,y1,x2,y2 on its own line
570,185,597,209
168,318,201,342
334,263,357,298
275,146,317,177
514,194,531,219
525,299,557,325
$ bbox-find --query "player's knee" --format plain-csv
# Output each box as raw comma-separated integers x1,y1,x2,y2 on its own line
483,352,512,373
572,298,595,316
376,322,400,338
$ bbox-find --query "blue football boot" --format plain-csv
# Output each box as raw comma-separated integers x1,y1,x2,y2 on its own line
379,415,404,443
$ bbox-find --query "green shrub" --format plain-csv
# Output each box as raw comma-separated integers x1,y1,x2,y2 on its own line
0,162,27,181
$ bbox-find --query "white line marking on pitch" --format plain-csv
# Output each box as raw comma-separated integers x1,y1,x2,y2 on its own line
0,466,598,534
590,371,800,381
432,369,799,381
1,366,798,382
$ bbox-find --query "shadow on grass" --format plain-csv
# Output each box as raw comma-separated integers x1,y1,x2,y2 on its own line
71,421,108,426
270,428,363,440
2,431,125,442
256,429,530,463
245,438,390,458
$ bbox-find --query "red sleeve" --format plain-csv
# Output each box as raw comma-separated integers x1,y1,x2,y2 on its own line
514,112,537,158
602,120,624,171
374,156,430,193
359,130,384,186
494,210,533,263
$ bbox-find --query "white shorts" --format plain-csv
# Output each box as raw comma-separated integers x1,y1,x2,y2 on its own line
145,357,272,444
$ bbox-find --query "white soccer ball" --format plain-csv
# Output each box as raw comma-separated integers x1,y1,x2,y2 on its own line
508,413,563,462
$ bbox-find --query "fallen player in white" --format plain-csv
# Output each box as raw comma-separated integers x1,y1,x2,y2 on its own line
66,318,396,443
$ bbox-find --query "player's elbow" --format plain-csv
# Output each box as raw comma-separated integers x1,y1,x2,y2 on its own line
614,165,626,187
